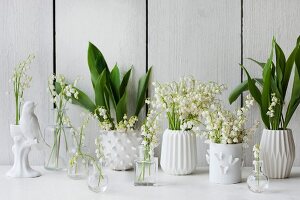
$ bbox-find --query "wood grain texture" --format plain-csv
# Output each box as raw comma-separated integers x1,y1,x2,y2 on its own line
0,0,53,165
244,0,300,166
148,0,241,166
56,0,146,152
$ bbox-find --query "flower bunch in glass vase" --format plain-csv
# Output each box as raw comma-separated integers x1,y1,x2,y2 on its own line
229,36,300,178
44,74,79,170
151,77,225,175
56,42,152,171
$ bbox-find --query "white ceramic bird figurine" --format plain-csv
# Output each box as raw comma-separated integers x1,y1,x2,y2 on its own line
19,101,42,146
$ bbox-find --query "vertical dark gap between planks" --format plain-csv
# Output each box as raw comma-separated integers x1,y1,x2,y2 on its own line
53,0,56,108
145,0,149,115
240,0,244,107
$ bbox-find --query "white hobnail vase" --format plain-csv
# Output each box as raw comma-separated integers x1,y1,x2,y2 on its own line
160,129,197,175
260,129,295,179
207,143,242,184
101,130,142,171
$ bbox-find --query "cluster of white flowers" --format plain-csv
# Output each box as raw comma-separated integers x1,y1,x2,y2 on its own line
10,55,35,124
202,94,257,146
95,136,105,162
96,107,138,132
266,93,278,118
48,74,79,106
151,77,225,131
141,107,161,151
253,144,260,160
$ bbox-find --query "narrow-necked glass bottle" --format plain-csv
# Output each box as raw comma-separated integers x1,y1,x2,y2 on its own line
247,160,269,193
134,145,158,186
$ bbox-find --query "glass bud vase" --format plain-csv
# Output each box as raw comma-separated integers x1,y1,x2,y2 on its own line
68,147,89,179
87,161,108,193
134,145,158,186
44,125,71,171
247,160,269,193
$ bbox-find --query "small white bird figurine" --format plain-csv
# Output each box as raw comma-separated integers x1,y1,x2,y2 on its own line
20,101,43,147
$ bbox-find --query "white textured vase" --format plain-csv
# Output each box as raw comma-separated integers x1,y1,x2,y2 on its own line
160,129,197,175
260,129,295,179
208,143,242,184
101,130,142,170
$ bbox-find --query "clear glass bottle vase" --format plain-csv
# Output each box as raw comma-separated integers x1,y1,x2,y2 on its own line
44,109,71,170
247,160,269,193
134,145,158,186
68,147,89,179
87,161,108,193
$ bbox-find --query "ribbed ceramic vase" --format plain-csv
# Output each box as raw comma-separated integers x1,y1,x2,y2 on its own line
160,129,197,175
208,143,242,184
260,129,295,179
101,130,142,170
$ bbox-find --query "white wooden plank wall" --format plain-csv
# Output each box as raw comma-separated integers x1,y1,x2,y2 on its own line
56,0,146,152
0,0,299,166
0,0,53,165
148,0,241,166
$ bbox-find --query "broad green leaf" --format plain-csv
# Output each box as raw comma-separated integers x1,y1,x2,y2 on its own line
88,42,109,88
240,65,262,106
261,42,274,129
228,78,263,104
110,64,121,102
55,82,96,113
95,69,108,109
284,47,300,128
116,91,128,123
247,58,265,68
275,42,285,84
119,68,132,98
135,67,152,115
282,44,298,98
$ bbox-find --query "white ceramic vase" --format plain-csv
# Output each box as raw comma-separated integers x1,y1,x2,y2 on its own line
207,143,242,184
101,130,142,170
160,129,197,175
6,124,41,178
260,129,295,179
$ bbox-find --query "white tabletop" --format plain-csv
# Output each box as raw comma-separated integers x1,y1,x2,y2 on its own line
0,166,299,200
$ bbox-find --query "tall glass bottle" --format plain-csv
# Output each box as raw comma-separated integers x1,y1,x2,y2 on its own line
44,109,71,170
247,160,269,193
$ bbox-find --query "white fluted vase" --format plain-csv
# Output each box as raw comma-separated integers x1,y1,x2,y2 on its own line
160,129,197,175
101,130,142,171
260,129,295,179
208,143,242,184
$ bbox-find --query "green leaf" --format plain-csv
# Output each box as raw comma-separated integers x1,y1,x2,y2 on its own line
116,91,128,123
282,44,298,98
110,64,121,102
247,58,266,68
55,82,96,113
275,42,285,84
88,42,109,89
135,67,152,115
284,47,300,128
119,68,132,98
240,65,262,106
228,78,263,104
95,69,108,109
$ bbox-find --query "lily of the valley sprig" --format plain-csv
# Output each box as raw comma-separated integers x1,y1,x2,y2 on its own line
11,54,35,125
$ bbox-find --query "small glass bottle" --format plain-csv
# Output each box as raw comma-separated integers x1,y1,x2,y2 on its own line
44,109,71,171
247,160,269,193
134,145,158,186
87,161,108,193
67,147,89,179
